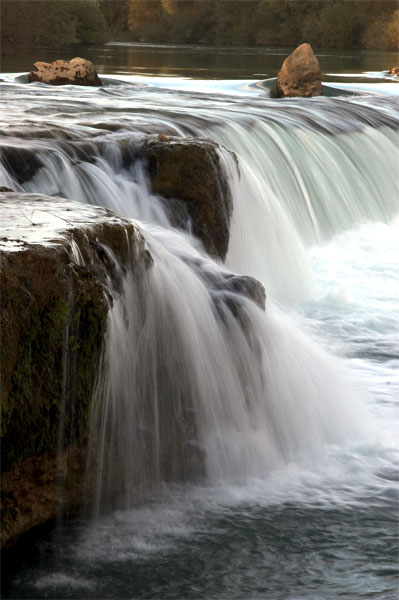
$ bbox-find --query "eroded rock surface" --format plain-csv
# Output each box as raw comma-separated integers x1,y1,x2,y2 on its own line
28,57,102,86
145,137,237,261
277,43,322,98
0,192,149,547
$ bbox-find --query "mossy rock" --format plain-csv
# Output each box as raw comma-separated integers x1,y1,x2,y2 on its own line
0,192,151,546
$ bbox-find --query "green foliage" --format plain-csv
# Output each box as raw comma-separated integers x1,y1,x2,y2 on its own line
99,0,129,34
38,1,79,47
1,0,106,48
1,0,397,54
126,0,398,50
74,0,107,44
302,1,362,50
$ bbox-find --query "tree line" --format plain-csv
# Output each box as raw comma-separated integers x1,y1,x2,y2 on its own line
1,0,397,51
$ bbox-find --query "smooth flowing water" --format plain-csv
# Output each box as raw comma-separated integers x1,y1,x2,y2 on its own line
1,45,398,599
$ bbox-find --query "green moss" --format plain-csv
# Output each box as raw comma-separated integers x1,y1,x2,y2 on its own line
1,292,107,473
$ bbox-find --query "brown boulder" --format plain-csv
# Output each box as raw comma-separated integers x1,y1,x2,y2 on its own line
389,66,399,75
145,137,237,261
277,43,322,98
28,57,102,86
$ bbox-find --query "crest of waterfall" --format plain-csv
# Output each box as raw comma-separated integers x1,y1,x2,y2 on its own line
1,94,397,301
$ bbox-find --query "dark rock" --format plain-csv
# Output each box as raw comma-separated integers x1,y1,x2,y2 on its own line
0,146,43,184
0,193,149,547
223,274,266,311
277,43,322,98
0,187,14,193
28,57,102,87
145,137,237,261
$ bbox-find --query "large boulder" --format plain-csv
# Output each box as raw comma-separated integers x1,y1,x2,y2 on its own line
277,43,322,98
0,192,149,547
28,57,102,86
145,136,236,261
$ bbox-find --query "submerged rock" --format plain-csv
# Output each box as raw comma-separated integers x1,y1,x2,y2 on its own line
277,43,322,98
28,57,102,86
0,192,149,547
222,274,266,311
145,137,236,261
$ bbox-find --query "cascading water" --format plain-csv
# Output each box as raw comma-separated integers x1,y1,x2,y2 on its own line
85,223,367,514
1,66,398,599
1,90,397,299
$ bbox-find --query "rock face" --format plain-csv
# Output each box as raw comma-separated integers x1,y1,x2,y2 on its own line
145,137,236,261
0,192,149,547
28,57,102,86
277,43,322,98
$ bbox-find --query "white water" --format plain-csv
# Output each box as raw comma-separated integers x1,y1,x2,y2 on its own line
0,78,397,501
87,223,370,512
1,71,398,599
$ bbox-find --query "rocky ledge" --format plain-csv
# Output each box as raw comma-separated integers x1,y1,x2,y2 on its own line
0,187,265,548
145,136,237,261
0,192,149,547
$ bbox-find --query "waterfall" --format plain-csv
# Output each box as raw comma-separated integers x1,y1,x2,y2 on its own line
86,224,366,514
1,86,395,513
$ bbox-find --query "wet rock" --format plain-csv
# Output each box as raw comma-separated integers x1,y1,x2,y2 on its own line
0,146,43,184
28,57,102,86
389,66,399,75
1,446,86,549
145,137,236,261
0,192,149,547
222,274,266,311
0,187,14,193
277,43,322,98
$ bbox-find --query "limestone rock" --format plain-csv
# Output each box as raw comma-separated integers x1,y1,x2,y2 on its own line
28,57,102,86
145,137,236,261
277,43,322,98
0,192,149,547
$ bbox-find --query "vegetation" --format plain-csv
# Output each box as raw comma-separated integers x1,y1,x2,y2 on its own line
1,0,107,48
1,0,397,51
127,0,398,51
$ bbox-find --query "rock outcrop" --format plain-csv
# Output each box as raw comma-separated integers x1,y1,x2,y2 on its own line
277,43,322,98
28,57,102,86
145,137,236,261
0,192,149,547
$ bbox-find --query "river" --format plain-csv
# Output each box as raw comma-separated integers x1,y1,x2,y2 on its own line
1,43,398,599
